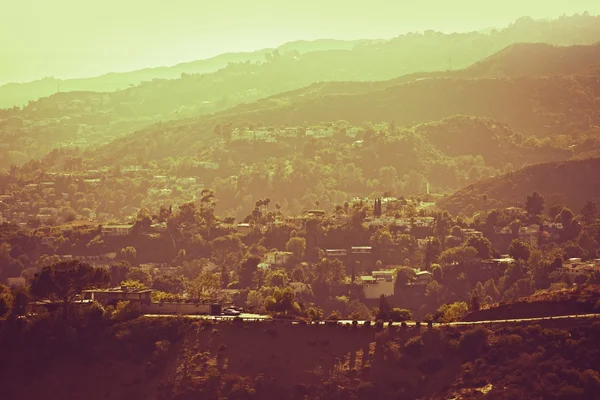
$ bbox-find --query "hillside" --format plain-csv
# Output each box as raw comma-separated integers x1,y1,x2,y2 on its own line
0,39,368,109
90,74,600,165
3,14,600,166
2,316,600,400
438,157,600,216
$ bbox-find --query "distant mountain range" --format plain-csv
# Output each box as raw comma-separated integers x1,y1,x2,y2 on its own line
0,39,371,109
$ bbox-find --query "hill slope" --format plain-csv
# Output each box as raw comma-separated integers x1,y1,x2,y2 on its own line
438,157,600,216
0,39,369,109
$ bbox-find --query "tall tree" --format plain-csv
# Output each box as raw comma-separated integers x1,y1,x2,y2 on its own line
30,261,110,318
525,192,545,216
581,201,597,225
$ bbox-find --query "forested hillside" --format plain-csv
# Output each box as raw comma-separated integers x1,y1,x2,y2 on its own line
438,157,600,216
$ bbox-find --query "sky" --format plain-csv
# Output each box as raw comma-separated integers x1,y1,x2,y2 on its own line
1,0,600,84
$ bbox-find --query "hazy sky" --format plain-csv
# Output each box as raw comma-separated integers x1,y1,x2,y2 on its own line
1,0,599,84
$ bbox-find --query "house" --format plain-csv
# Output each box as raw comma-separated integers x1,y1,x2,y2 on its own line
417,237,436,249
6,277,26,287
463,229,484,240
289,282,310,294
325,249,348,258
413,270,433,286
236,223,251,234
505,207,528,218
519,224,540,249
360,271,394,299
481,258,515,271
351,246,372,255
265,251,293,266
82,286,153,306
101,224,134,237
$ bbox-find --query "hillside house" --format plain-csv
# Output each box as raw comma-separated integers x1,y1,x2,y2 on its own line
265,251,293,266
360,270,395,299
519,224,540,249
351,246,372,255
101,224,133,237
413,270,433,286
83,286,153,306
325,249,348,258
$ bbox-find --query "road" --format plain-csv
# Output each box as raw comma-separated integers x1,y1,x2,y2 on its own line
143,313,600,326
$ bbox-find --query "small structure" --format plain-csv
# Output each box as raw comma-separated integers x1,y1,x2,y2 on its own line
413,270,433,286
82,286,153,306
325,249,348,258
101,224,134,237
361,270,394,299
265,251,293,266
351,246,372,255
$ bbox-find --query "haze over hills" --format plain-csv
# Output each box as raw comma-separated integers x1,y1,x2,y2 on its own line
2,13,600,111
0,39,370,109
3,14,600,170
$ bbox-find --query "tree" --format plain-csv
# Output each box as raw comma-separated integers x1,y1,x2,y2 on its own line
109,261,131,286
125,268,152,287
152,274,186,294
465,236,493,259
389,308,412,322
30,260,110,318
436,301,469,323
265,269,288,287
0,284,13,319
508,239,532,261
376,294,392,320
581,201,597,225
264,287,299,315
120,246,137,265
316,258,346,285
187,272,220,301
286,237,306,261
394,266,416,293
425,280,446,307
239,257,260,288
525,191,545,216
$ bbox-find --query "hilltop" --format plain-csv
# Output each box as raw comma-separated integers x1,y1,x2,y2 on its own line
438,157,600,216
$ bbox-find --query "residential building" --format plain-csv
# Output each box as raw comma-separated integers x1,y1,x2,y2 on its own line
82,286,153,305
289,282,310,294
417,237,435,249
413,270,433,286
236,223,251,234
6,277,26,287
351,246,372,255
463,229,484,240
360,271,395,300
325,249,348,258
101,224,134,237
265,251,293,266
519,224,540,249
505,207,528,218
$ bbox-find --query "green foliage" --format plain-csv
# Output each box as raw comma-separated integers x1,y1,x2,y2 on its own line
0,284,13,319
509,239,532,261
30,260,110,317
436,301,469,323
285,237,306,261
389,308,412,322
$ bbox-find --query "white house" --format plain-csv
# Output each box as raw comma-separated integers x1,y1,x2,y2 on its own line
360,270,395,299
413,270,433,286
265,251,293,266
101,224,134,237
